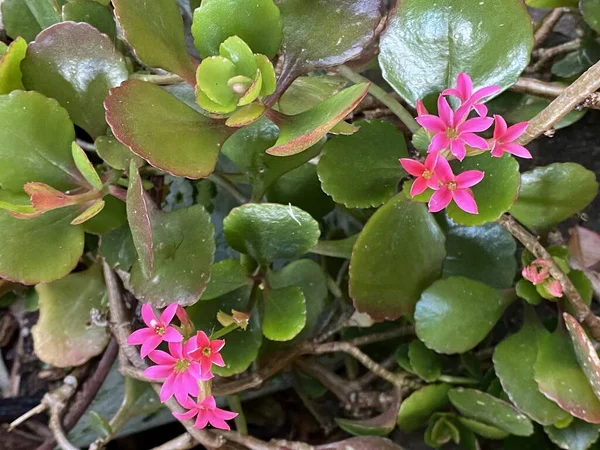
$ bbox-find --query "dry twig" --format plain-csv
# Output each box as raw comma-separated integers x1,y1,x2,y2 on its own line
512,77,600,109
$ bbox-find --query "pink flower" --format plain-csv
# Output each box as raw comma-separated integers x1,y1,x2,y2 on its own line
127,303,182,358
173,396,238,430
428,157,484,214
400,153,440,197
442,72,500,117
416,96,493,161
145,340,211,404
522,258,551,285
547,279,564,298
490,115,531,158
188,331,226,377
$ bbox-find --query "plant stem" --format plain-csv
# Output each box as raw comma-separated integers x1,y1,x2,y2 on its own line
210,323,239,340
227,395,248,435
208,173,248,203
337,65,421,134
512,77,600,110
533,8,569,47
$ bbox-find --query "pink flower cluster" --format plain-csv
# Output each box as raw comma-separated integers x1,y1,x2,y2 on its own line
401,73,531,215
522,258,564,298
127,303,238,430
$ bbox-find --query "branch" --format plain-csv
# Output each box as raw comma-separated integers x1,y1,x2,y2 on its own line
512,78,600,110
44,378,79,450
534,8,569,47
498,215,600,340
527,39,581,73
151,433,196,450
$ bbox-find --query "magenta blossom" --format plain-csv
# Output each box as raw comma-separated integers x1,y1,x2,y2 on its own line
442,72,500,117
428,157,484,214
416,96,493,161
173,396,238,430
188,331,226,377
490,115,531,158
127,303,182,358
400,153,440,197
522,258,551,285
145,340,211,404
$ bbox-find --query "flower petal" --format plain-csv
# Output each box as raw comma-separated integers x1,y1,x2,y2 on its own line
181,371,200,398
450,139,467,161
399,158,425,177
442,87,463,99
428,188,452,213
416,115,447,133
160,303,179,325
460,133,489,150
173,410,197,421
458,117,493,133
160,374,176,402
433,155,454,182
202,396,218,409
424,152,439,171
455,72,473,99
493,115,507,139
437,96,454,127
127,328,155,345
141,304,158,328
208,416,231,430
168,341,184,359
410,177,428,196
456,170,485,188
211,353,226,367
163,327,183,343
210,339,225,353
183,337,199,356
194,411,209,429
502,122,529,142
429,133,450,153
502,143,532,159
473,103,488,117
144,365,172,380
148,349,176,365
416,99,428,116
213,407,239,421
452,189,479,214
195,331,211,349
140,335,163,358
471,84,500,103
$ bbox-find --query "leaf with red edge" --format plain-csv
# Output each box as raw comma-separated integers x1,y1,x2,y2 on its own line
0,36,26,95
315,437,405,450
127,162,154,279
336,391,401,437
266,83,369,156
105,80,233,178
112,0,196,84
565,313,600,402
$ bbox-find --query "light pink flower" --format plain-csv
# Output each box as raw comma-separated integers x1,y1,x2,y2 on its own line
127,303,182,358
428,157,484,214
522,258,551,285
416,96,493,161
416,99,428,116
442,72,500,117
400,153,440,197
547,279,564,298
188,331,226,377
490,115,531,158
173,396,238,430
145,340,211,404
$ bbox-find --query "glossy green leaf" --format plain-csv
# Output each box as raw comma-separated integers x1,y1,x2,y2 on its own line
81,195,127,235
278,75,347,115
262,285,306,341
545,419,600,450
336,393,400,437
192,0,282,58
397,384,451,432
200,259,249,301
582,0,600,33
195,56,238,113
71,199,105,225
493,308,570,426
61,0,117,40
511,163,599,233
0,43,7,56
0,37,26,95
415,277,513,354
516,278,543,305
448,153,520,226
409,340,443,382
0,90,83,192
72,143,102,190
535,328,600,423
112,0,196,84
100,224,136,271
223,203,320,264
105,80,233,178
32,265,109,368
0,207,84,284
317,120,407,208
315,437,405,450
449,388,534,436
565,313,600,402
127,163,153,279
311,234,358,259
457,417,510,440
278,0,381,84
527,0,578,6
350,194,446,320
266,83,369,156
1,0,60,41
129,204,215,307
425,415,461,447
226,103,265,127
187,286,262,376
379,0,533,106
95,135,142,171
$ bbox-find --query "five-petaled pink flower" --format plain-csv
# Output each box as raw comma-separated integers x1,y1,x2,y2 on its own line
428,157,484,214
522,258,551,285
400,153,440,197
490,115,531,158
417,96,493,161
188,331,226,377
173,396,238,430
442,72,500,117
127,303,182,358
145,340,211,404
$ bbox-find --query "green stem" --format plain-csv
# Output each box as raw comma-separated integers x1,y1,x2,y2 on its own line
208,173,248,203
210,323,239,340
227,395,248,435
337,65,421,134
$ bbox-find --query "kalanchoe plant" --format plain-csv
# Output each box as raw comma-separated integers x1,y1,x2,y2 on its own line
2,0,600,449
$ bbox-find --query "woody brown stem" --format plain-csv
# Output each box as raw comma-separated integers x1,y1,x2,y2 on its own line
512,77,600,110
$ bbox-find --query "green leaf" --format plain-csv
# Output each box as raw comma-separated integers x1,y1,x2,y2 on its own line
278,75,347,115
545,419,600,450
192,0,282,58
448,153,520,226
456,417,510,440
448,388,534,436
317,120,407,208
187,286,262,376
266,83,369,157
1,0,61,41
100,224,136,271
105,80,233,178
32,264,110,367
195,56,238,113
441,218,517,289
71,143,102,190
112,0,196,84
336,393,400,437
0,90,83,192
493,308,570,426
350,194,446,320
127,163,153,278
81,195,127,235
129,204,215,308
0,37,27,95
582,0,600,34
415,277,513,354
61,0,117,41
535,327,600,423
262,285,306,341
564,271,594,318
225,103,266,128
278,0,382,83
397,384,451,432
311,234,358,259
315,437,405,450
0,207,84,284
565,313,600,402
511,163,599,233
223,203,320,264
72,199,105,225
527,0,578,7
95,135,141,171
425,414,461,447
379,0,533,106
409,339,443,382
516,278,543,305
200,259,249,301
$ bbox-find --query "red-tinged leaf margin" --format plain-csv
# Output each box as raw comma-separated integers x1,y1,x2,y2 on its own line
315,437,405,450
127,161,154,278
335,390,401,436
564,313,600,401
